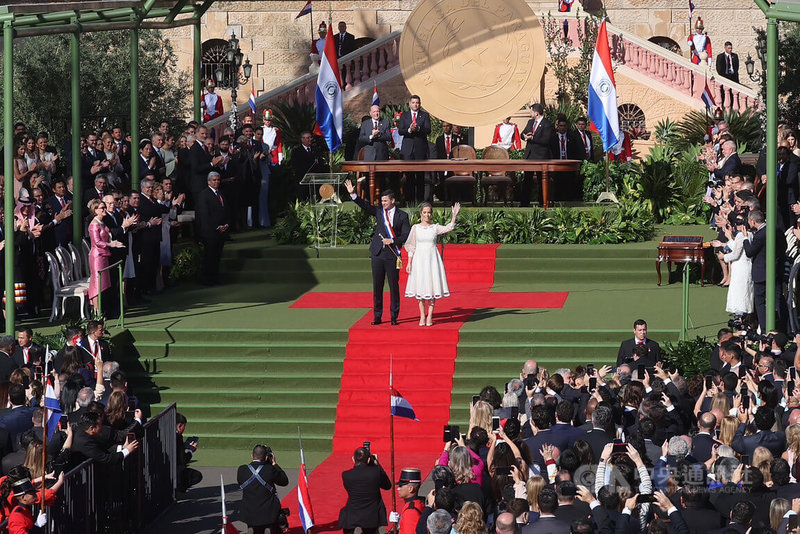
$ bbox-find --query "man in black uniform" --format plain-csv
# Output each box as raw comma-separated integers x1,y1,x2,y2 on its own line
338,446,392,534
237,444,289,534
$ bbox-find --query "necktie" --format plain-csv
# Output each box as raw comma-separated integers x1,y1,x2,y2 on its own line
446,135,451,155
339,34,343,55
560,135,566,159
22,347,28,365
581,132,588,151
92,341,100,380
374,121,378,130
215,190,223,205
532,120,538,136
59,197,65,209
727,55,732,74
412,112,417,123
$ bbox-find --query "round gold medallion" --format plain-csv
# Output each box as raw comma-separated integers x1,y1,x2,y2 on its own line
398,0,546,126
319,183,335,199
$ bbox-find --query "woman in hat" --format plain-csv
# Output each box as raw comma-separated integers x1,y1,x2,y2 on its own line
404,202,460,326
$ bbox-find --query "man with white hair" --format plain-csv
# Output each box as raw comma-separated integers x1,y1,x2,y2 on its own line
707,140,741,183
69,387,95,424
427,509,453,534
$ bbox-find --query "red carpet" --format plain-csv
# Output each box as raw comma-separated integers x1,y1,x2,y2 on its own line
281,245,568,532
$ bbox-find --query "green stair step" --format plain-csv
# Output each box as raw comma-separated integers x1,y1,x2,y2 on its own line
496,245,655,259
133,343,345,360
187,420,335,435
151,405,338,420
493,270,655,284
176,434,333,451
137,390,339,405
130,374,341,390
128,329,348,344
457,330,680,343
494,257,655,270
146,359,344,374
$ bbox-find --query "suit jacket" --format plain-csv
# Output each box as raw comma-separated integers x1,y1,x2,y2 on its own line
236,460,289,526
553,501,592,523
616,338,661,366
137,193,170,245
334,31,356,57
195,187,229,241
358,119,392,162
435,133,463,160
550,130,586,160
398,110,431,160
81,148,106,181
691,432,716,464
0,352,18,383
0,406,34,450
188,140,215,194
743,224,785,284
47,195,73,247
715,52,740,84
679,506,725,534
777,156,800,230
522,117,555,160
11,342,41,369
351,195,411,258
291,144,326,178
731,423,785,458
583,428,613,461
71,427,126,467
712,152,741,182
521,516,571,534
576,129,594,162
548,422,587,451
338,462,392,529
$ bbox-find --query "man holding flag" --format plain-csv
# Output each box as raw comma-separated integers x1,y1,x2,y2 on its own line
236,444,289,534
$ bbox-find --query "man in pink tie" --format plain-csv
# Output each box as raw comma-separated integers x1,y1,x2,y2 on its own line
616,319,662,366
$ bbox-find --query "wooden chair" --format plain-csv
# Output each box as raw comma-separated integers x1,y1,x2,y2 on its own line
355,147,368,199
481,145,513,205
445,145,477,204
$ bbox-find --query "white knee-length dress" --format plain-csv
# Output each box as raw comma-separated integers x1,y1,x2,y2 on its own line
404,222,455,300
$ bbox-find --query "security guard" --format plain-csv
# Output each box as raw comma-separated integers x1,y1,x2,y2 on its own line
389,468,424,534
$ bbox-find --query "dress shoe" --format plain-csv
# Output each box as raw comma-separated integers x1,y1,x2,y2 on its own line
371,319,382,325
391,319,399,325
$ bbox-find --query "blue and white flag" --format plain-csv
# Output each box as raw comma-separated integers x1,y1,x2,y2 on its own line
390,388,418,421
315,23,343,152
44,382,61,440
372,84,380,107
700,79,716,109
296,0,312,18
587,21,620,152
249,86,257,114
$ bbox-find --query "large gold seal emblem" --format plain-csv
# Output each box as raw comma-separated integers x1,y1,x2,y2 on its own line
399,0,546,126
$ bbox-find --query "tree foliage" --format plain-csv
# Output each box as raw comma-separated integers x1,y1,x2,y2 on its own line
542,10,600,110
0,30,189,147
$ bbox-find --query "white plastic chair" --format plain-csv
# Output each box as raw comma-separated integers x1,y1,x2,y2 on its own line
46,252,88,322
55,246,88,289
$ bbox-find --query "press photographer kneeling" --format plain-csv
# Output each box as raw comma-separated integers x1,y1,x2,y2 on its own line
237,444,289,534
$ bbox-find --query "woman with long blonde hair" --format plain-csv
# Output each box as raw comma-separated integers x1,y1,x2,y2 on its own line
469,401,492,435
526,475,545,519
717,416,739,447
783,424,800,466
452,501,485,534
753,446,773,485
770,498,790,529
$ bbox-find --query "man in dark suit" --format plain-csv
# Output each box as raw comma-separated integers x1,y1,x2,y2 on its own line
338,446,391,534
188,126,223,204
523,405,556,473
136,179,171,293
715,41,739,84
709,501,755,534
81,132,110,184
195,172,230,286
522,487,569,534
550,114,587,200
678,483,725,534
111,125,132,176
71,411,138,468
398,95,431,203
743,209,787,333
732,405,786,458
583,406,613,460
11,327,39,369
548,401,586,452
83,175,108,205
709,140,741,183
334,21,356,58
616,319,661,366
0,337,19,383
291,131,327,200
434,122,462,160
575,116,594,162
777,145,799,230
359,106,392,162
691,412,717,464
47,180,73,248
345,179,410,325
236,445,289,534
552,481,591,524
0,385,34,450
520,103,554,207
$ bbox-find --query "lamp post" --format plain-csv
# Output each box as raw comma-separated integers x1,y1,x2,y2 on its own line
214,32,252,130
745,32,767,83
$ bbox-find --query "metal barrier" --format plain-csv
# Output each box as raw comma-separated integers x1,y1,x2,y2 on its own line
48,403,177,533
96,260,124,328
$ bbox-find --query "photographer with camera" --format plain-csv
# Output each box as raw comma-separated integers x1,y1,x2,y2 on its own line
236,444,289,534
338,446,391,534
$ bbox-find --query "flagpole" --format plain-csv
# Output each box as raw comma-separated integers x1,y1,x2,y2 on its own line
389,353,397,532
221,474,227,534
41,375,47,512
310,8,314,46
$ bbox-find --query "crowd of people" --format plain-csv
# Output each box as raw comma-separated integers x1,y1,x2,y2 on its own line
338,318,800,534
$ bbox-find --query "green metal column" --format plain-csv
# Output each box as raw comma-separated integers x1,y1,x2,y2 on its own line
766,19,778,332
681,264,690,340
193,20,201,123
130,25,140,189
3,23,14,334
70,26,82,247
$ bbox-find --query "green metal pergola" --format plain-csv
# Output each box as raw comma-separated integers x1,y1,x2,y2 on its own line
753,0,794,333
1,0,214,333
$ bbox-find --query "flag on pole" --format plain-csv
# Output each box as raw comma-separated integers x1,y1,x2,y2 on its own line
587,20,620,152
372,84,380,107
315,23,343,153
221,475,241,534
296,0,312,18
700,79,716,108
248,86,257,114
390,388,418,420
688,0,695,23
297,464,315,532
43,382,61,441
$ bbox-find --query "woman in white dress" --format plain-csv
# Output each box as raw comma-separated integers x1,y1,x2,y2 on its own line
711,221,753,316
405,202,460,326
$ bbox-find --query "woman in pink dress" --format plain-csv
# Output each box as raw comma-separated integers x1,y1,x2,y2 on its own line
87,199,124,313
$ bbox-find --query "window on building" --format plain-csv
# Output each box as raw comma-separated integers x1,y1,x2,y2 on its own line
648,36,682,55
201,39,233,88
618,103,650,140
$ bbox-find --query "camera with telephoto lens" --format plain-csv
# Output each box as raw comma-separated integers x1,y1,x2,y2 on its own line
278,508,290,531
728,316,748,330
745,330,774,345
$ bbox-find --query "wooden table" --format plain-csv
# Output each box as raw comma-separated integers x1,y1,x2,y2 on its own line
341,159,582,208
